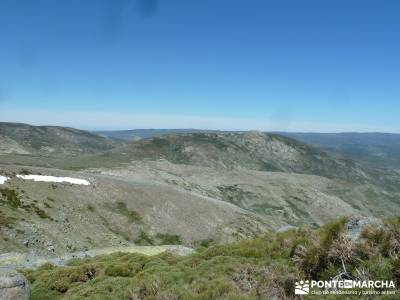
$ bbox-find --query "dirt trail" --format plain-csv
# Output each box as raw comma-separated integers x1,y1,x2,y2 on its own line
0,244,194,272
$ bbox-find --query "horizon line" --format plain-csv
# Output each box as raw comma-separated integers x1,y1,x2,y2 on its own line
1,109,399,134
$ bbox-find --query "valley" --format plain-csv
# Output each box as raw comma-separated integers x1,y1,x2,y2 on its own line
0,123,399,299
1,124,399,253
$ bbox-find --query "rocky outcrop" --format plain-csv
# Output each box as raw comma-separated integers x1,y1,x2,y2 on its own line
0,271,30,300
345,216,382,240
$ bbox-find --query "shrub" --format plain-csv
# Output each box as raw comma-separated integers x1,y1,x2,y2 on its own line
155,233,183,245
20,169,31,175
135,231,155,246
256,266,298,300
291,218,348,278
0,188,22,208
105,265,132,277
87,204,95,212
34,206,52,220
328,234,355,264
0,211,16,228
113,202,142,223
198,238,215,248
43,202,52,208
42,264,97,293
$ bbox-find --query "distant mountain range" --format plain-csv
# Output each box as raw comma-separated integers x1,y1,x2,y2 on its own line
277,132,400,169
97,129,400,169
95,129,234,141
1,122,399,169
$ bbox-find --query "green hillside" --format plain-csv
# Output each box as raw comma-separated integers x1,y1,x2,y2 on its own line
21,217,400,300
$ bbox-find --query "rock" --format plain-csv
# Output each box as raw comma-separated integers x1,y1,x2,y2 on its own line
276,225,296,233
345,216,382,241
164,245,195,256
0,271,30,300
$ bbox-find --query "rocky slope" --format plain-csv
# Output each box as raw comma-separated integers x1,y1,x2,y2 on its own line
110,132,370,181
0,165,270,256
93,160,400,227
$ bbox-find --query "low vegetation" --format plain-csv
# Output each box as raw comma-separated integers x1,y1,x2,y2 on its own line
216,185,254,207
134,230,155,246
0,211,16,228
0,187,22,209
21,217,400,299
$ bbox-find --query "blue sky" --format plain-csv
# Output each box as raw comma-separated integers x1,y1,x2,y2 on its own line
1,0,399,131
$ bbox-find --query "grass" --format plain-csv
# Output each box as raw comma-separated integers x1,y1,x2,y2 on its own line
21,216,400,299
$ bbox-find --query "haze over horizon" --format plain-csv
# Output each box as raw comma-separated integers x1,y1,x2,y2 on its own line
1,0,399,132
1,110,400,134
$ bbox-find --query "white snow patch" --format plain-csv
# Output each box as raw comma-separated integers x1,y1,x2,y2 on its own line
16,175,90,185
0,176,9,184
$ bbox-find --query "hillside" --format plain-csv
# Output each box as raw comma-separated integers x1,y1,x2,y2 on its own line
110,132,369,181
0,165,270,256
0,123,118,156
95,160,400,228
88,132,400,228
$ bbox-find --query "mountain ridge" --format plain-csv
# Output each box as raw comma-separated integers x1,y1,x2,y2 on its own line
0,122,118,156
97,128,400,168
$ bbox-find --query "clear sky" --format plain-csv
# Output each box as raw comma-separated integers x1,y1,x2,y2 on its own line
1,0,399,132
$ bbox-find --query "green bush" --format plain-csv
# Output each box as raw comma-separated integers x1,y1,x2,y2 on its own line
24,264,97,294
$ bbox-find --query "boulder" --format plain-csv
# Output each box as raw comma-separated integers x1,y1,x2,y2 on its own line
0,271,30,300
345,215,382,241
